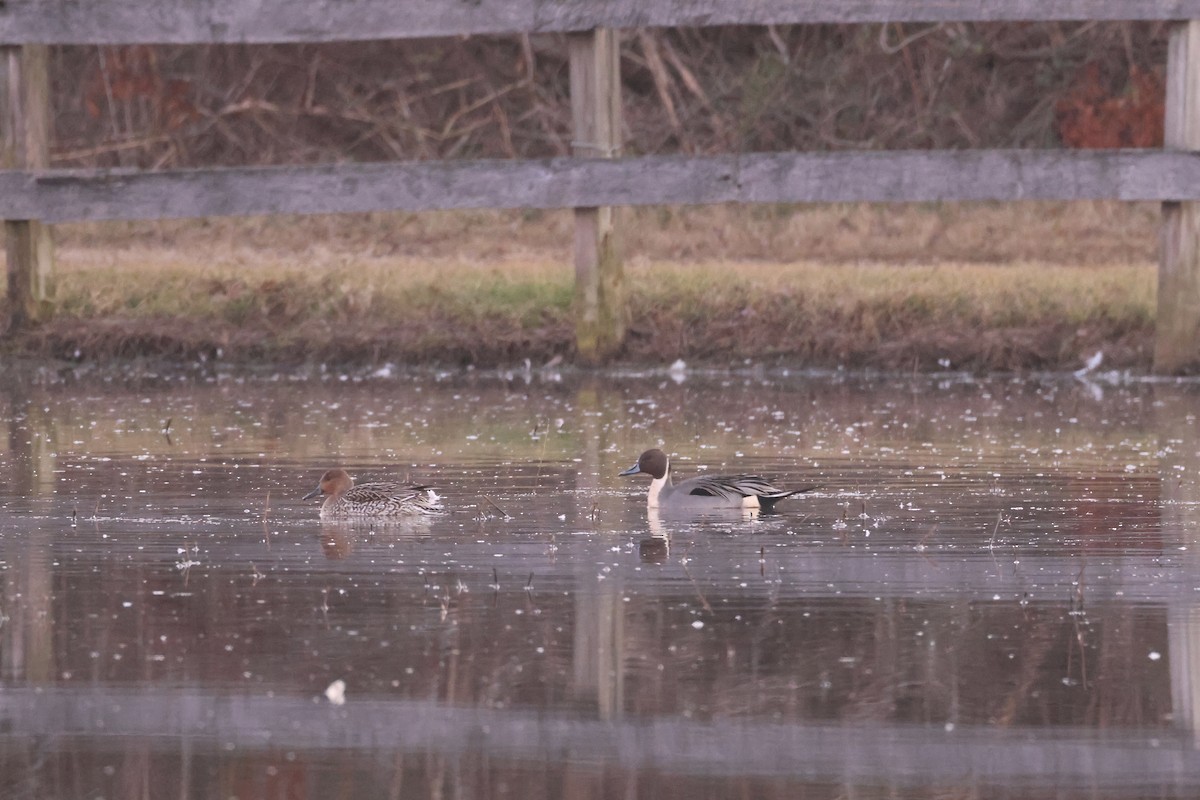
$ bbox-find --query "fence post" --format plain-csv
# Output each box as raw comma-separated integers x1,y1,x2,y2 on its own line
1157,22,1200,373
1,44,54,331
568,29,627,365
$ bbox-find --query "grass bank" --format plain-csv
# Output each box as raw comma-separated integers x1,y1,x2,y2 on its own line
2,201,1160,372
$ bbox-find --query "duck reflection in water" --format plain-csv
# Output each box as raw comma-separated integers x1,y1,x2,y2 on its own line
315,516,438,560
639,530,670,564
638,505,773,564
319,525,355,560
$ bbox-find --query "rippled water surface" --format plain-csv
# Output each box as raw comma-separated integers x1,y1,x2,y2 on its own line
3,367,1200,799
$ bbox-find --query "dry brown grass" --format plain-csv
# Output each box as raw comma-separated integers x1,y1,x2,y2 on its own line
3,201,1160,371
59,199,1158,266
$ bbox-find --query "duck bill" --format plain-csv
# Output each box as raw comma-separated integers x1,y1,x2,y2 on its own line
302,486,323,501
618,463,642,477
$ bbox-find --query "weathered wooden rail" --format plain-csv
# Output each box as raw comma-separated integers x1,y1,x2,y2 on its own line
4,687,1199,787
4,1,1200,368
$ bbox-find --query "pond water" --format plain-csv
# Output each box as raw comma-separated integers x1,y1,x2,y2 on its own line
2,365,1200,799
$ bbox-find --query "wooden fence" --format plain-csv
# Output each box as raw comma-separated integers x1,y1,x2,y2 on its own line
4,1,1200,369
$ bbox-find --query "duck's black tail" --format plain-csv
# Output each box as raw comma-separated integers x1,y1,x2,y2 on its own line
758,484,821,513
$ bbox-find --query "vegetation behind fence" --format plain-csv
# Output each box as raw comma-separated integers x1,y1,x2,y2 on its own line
50,24,1168,171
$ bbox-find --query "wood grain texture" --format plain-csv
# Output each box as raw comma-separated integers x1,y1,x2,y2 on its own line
1,45,53,329
1156,21,1200,373
5,0,1200,44
1,150,1198,222
570,29,626,364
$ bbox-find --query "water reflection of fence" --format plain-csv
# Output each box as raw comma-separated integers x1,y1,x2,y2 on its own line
6,2,1200,368
1,687,1197,789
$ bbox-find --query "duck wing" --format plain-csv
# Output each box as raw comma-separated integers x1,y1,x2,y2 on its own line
681,474,780,501
682,474,820,509
348,481,443,511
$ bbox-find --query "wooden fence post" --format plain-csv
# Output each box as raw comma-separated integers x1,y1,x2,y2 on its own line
1157,22,1200,373
568,29,627,365
1,44,54,331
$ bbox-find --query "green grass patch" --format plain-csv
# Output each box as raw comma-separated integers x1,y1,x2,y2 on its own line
8,206,1161,370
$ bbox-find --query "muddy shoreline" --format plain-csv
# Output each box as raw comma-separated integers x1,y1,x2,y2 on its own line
1,311,1152,375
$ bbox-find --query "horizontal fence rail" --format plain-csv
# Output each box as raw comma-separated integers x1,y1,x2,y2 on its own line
6,0,1200,43
4,150,1199,223
3,687,1199,786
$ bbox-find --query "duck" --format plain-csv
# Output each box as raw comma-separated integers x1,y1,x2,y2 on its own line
303,468,444,519
619,448,812,512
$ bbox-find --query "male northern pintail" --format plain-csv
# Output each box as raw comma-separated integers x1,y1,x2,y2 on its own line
303,468,444,519
619,448,811,512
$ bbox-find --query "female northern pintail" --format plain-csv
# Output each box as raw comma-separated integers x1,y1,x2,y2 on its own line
620,448,811,512
303,468,444,519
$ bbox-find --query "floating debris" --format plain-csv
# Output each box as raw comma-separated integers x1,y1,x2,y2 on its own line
325,679,346,706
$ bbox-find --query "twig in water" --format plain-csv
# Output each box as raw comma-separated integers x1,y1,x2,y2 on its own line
261,490,272,549
481,496,511,519
533,418,550,482
989,513,1003,549
681,559,714,614
525,572,534,592
1070,561,1090,688
919,525,938,548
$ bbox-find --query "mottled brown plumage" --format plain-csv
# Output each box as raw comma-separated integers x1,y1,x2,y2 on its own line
303,468,444,518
